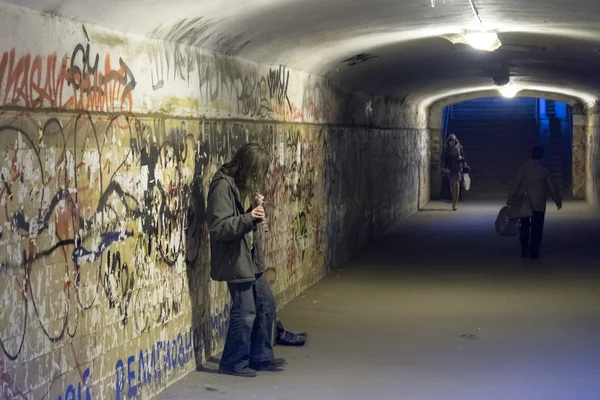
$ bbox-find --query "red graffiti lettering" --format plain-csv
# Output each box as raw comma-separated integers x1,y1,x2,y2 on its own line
0,47,136,112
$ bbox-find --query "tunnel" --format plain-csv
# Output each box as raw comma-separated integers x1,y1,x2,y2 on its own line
1,0,600,399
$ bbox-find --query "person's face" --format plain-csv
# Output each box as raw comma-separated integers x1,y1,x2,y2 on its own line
449,139,456,146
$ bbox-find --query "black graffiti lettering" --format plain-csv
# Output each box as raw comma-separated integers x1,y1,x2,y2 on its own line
267,66,291,112
102,250,135,326
118,57,137,102
69,43,100,90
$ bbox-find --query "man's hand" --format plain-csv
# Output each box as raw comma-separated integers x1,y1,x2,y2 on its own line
251,206,265,221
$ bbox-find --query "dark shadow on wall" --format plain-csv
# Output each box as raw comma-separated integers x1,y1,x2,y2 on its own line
183,122,247,371
184,136,211,371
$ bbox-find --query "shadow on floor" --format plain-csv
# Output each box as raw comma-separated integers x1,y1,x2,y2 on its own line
197,357,221,374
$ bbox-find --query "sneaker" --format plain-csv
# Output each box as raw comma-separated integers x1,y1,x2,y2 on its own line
249,358,287,371
218,367,257,378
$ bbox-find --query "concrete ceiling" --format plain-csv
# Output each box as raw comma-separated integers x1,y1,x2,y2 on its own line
7,0,600,106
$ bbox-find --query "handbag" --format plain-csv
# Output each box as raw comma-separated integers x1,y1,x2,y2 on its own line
507,193,533,220
462,173,471,191
507,168,533,220
495,205,520,236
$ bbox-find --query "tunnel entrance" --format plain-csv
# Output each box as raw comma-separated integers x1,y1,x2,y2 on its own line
440,97,573,200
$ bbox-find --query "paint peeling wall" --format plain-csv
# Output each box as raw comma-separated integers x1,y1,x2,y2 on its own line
572,111,587,200
0,3,425,128
585,107,600,208
0,2,428,399
0,113,333,399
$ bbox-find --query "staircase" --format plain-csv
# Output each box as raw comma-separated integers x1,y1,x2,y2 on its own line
447,98,539,200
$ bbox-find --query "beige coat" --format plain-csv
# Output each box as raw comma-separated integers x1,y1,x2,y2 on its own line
508,159,562,213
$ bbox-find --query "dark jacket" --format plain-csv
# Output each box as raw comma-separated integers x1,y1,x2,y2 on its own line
206,170,266,283
507,159,562,213
442,143,465,174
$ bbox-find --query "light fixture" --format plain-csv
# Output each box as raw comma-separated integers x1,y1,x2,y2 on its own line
499,84,520,98
462,0,502,51
465,30,501,51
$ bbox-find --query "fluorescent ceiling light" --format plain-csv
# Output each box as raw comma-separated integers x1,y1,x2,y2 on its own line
464,31,501,51
499,85,519,98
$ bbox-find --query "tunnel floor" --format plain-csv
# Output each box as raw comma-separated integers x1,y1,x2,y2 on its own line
158,201,600,400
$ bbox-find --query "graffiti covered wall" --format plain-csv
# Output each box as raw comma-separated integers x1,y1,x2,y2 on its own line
0,3,429,399
324,127,425,268
0,113,332,399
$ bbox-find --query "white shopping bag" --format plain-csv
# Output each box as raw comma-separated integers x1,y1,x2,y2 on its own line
495,205,519,236
463,173,471,191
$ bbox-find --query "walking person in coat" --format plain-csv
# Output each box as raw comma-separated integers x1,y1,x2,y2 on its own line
508,145,562,260
206,143,286,377
442,134,467,211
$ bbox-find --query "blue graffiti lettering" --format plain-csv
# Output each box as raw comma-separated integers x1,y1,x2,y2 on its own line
163,340,170,373
137,350,145,388
144,349,152,385
127,355,137,398
185,330,193,360
57,368,92,400
115,360,125,399
178,333,185,367
65,385,76,400
151,344,159,383
82,368,92,400
73,231,134,263
115,328,202,398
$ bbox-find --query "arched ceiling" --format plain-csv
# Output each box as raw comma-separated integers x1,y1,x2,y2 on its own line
8,0,600,106
427,89,586,129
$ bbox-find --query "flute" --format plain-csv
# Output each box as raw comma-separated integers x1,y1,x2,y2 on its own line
256,191,268,234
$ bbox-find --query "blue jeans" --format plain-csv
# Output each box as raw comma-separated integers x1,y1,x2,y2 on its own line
220,273,275,372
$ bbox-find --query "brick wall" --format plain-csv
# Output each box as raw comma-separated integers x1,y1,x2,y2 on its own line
0,3,429,399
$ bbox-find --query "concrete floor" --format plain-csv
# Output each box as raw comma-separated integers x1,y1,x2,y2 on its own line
158,201,600,400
